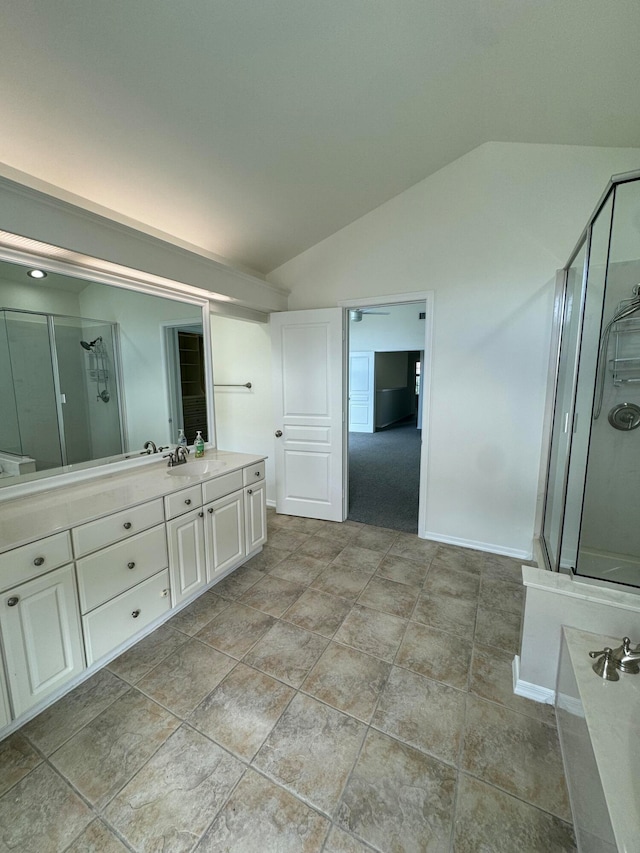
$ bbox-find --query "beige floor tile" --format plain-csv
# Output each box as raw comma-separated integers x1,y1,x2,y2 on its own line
397,621,472,689
23,669,130,755
105,725,244,853
136,638,236,717
282,588,352,637
189,662,295,760
336,729,456,853
412,591,477,638
239,574,305,617
0,733,41,798
212,565,264,599
332,545,383,574
474,605,521,653
469,643,556,724
334,604,406,662
431,543,486,576
324,825,375,852
268,528,312,552
388,531,439,563
478,575,524,616
196,601,275,657
375,553,430,587
313,523,358,546
348,526,398,553
462,695,571,821
166,591,230,635
453,773,577,852
311,565,373,601
297,535,345,562
107,624,188,685
65,819,130,852
244,621,329,687
372,666,466,765
483,554,525,584
356,575,419,618
423,564,480,600
269,552,330,585
302,642,391,722
243,544,291,571
50,689,179,809
254,693,366,815
0,763,92,853
196,768,329,852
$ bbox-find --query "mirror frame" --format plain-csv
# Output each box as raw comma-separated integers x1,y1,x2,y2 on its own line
0,233,216,496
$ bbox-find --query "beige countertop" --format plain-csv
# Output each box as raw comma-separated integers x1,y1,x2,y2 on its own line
0,450,265,554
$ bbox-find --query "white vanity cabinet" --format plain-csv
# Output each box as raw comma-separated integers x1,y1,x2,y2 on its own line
205,490,246,580
0,664,10,729
167,506,208,606
244,479,267,553
0,564,85,717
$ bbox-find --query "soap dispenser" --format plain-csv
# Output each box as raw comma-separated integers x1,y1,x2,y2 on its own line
194,430,205,458
178,429,187,447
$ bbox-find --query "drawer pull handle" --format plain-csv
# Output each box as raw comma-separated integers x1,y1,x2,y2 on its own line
123,522,132,530
208,507,214,514
185,498,192,505
132,609,141,618
255,471,260,477
247,488,253,495
7,596,19,607
33,556,45,567
127,561,136,570
161,588,169,597
198,511,204,518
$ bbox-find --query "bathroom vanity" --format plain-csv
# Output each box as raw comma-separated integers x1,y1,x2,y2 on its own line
556,627,640,852
0,450,267,736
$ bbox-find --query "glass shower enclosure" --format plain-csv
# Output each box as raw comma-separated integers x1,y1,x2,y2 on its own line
0,309,124,476
542,171,640,589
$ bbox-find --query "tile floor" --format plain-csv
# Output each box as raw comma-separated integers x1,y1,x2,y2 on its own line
0,511,577,852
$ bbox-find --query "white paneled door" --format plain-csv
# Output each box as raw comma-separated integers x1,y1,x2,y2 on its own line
348,351,375,433
271,308,346,521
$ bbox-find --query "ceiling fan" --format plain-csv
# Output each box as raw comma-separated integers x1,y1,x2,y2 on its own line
349,308,391,322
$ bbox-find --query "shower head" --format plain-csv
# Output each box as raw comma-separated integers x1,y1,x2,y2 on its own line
80,336,103,351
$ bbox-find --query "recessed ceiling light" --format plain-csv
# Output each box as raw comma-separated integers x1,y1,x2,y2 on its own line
27,269,47,279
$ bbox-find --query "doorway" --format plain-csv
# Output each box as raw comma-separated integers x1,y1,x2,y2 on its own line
165,323,207,444
346,301,428,533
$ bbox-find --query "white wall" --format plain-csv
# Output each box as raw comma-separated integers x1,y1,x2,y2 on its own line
348,303,426,351
210,314,275,503
268,142,640,556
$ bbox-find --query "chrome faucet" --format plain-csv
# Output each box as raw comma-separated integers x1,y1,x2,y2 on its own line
163,445,190,467
143,440,158,454
590,636,640,677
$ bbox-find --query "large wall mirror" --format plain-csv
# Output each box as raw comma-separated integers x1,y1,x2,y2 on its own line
0,252,213,490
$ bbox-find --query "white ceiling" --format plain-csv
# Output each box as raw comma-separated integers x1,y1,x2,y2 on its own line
1,1,639,275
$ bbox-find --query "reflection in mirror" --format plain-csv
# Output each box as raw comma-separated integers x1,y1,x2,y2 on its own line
0,258,207,487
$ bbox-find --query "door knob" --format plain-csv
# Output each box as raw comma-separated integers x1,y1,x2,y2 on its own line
275,430,283,437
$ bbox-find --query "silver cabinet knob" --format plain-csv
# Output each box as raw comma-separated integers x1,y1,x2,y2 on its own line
198,511,204,518
275,430,283,437
185,498,192,505
131,609,141,618
7,596,19,607
123,522,132,530
33,556,45,567
247,488,253,495
208,508,214,514
255,471,260,477
127,561,136,570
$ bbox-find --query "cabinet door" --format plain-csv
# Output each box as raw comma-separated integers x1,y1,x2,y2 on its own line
0,663,10,729
167,508,207,606
205,491,246,581
1,564,85,717
245,481,267,554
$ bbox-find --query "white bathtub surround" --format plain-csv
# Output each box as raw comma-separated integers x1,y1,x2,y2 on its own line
516,566,640,700
556,627,640,852
0,450,36,478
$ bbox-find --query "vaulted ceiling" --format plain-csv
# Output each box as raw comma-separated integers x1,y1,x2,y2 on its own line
1,1,639,275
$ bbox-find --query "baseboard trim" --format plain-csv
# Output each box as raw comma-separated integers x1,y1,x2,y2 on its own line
421,531,532,561
512,655,556,705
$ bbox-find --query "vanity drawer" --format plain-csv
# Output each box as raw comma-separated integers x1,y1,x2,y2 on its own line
0,531,72,592
76,524,168,613
164,485,203,520
83,569,171,665
202,470,243,503
72,499,164,558
243,462,265,486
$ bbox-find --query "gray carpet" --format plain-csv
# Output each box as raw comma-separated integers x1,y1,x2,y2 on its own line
348,418,421,533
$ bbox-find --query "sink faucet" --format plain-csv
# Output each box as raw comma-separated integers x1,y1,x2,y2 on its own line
163,445,190,467
143,440,158,454
590,636,640,676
